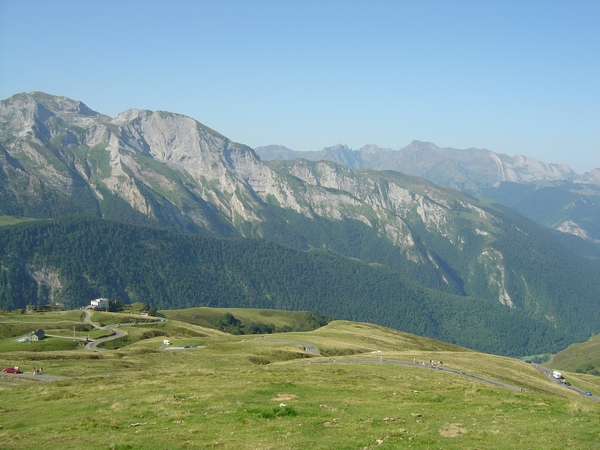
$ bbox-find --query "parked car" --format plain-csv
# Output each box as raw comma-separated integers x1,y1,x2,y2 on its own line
3,366,22,374
562,381,571,386
524,360,531,363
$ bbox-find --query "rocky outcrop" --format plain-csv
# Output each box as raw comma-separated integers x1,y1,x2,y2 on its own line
256,141,600,245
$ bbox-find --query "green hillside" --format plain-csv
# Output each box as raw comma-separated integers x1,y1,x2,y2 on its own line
0,309,598,449
162,307,333,334
547,334,600,376
0,216,575,356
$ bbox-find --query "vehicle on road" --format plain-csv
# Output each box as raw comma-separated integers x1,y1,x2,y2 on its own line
562,381,571,386
3,366,22,374
552,370,562,379
584,391,592,396
524,360,531,363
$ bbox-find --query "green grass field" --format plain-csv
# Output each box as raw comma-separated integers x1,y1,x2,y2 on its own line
547,334,600,375
0,215,39,227
0,308,599,449
164,307,300,328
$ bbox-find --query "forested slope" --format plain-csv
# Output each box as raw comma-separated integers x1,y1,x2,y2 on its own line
0,216,572,355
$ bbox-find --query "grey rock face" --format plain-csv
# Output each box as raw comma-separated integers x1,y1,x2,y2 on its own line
256,141,600,245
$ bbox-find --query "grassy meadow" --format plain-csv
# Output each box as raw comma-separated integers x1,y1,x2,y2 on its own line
547,334,600,375
161,307,321,330
0,309,599,449
0,215,39,227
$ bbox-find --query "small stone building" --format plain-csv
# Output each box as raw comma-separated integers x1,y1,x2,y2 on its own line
32,329,45,341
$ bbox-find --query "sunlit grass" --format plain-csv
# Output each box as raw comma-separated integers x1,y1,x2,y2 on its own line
0,310,599,449
0,215,39,227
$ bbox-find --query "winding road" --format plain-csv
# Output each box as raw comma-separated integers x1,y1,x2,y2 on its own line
258,338,598,400
3,318,598,399
1,311,165,381
302,356,523,392
256,338,523,391
531,362,599,401
252,337,320,355
83,310,165,352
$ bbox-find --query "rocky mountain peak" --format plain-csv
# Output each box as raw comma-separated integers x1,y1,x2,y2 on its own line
324,143,352,152
510,154,575,180
112,108,154,125
0,92,107,141
578,168,600,184
28,91,99,117
407,140,439,150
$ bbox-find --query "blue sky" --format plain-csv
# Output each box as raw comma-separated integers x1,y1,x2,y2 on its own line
1,0,598,173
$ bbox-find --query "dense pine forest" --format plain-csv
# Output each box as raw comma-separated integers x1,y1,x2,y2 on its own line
0,216,577,356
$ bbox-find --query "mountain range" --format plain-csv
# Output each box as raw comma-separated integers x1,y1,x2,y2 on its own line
256,143,600,250
1,91,599,355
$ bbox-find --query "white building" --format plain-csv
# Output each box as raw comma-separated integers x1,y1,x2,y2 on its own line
90,298,109,310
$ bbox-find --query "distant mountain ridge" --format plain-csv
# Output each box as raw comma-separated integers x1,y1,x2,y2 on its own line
2,91,600,356
256,143,600,246
256,141,597,186
256,142,584,184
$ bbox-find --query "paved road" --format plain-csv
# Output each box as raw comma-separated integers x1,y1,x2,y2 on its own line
85,325,127,352
306,357,525,392
531,362,599,402
257,339,522,391
0,371,66,382
1,313,166,381
83,310,165,352
257,339,599,399
304,356,600,400
255,338,320,355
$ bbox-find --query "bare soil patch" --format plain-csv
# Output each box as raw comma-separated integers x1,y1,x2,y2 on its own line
438,423,468,437
271,393,298,401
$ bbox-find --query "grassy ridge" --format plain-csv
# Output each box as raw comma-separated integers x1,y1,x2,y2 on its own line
547,334,600,376
162,307,332,334
0,215,38,227
0,309,599,449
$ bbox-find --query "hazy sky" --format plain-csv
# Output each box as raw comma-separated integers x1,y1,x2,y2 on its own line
1,0,599,173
